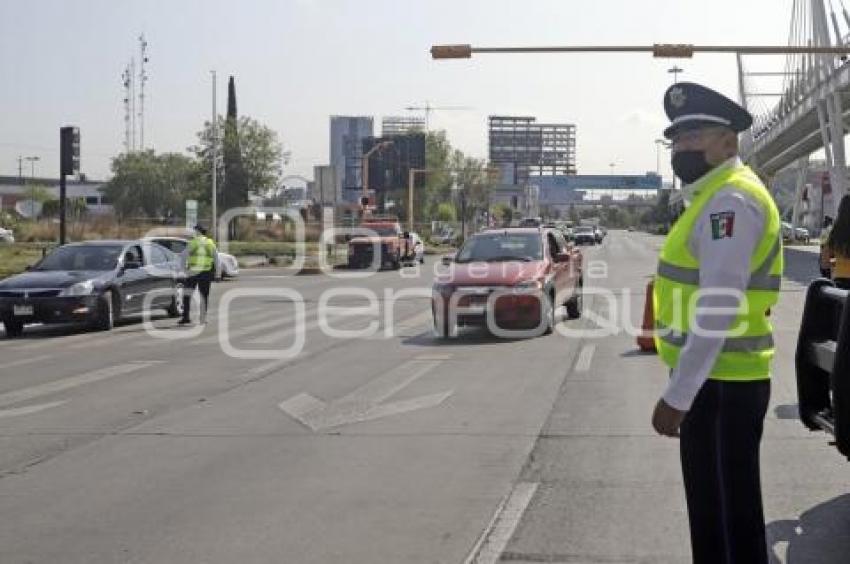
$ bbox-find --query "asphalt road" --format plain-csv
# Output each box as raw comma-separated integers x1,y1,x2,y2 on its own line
0,231,845,564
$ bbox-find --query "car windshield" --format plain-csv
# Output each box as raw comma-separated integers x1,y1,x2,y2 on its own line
154,239,187,253
575,226,593,233
455,233,542,263
34,245,123,271
357,225,399,237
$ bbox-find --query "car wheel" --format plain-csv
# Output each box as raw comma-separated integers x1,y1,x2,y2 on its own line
167,282,184,318
3,318,24,338
566,277,583,319
92,290,117,331
543,292,556,335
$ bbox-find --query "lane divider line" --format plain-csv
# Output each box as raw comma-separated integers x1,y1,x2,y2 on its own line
0,354,53,370
463,482,539,564
575,344,596,372
0,360,162,408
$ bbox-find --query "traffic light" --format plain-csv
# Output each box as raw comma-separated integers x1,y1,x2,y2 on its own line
60,126,80,176
430,44,472,59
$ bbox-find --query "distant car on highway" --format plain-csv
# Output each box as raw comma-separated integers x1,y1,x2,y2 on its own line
145,236,239,280
573,225,597,245
0,226,14,243
781,222,811,243
432,227,583,338
518,217,543,228
0,240,185,337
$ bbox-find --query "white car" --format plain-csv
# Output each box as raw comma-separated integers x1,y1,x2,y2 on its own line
0,227,14,243
144,236,239,280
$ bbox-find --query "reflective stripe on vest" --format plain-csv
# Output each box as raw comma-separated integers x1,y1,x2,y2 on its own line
652,162,782,380
188,236,215,272
656,235,783,291
654,321,775,352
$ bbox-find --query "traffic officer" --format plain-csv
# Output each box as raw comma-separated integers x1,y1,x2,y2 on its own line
180,224,217,325
650,82,783,564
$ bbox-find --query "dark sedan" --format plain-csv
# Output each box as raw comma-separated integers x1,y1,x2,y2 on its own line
0,240,185,337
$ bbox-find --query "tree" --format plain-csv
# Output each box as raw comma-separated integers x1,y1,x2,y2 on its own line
189,115,283,207
491,203,513,226
434,202,456,222
103,150,200,219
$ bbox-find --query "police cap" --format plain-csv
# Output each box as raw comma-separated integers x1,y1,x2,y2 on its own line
663,82,752,139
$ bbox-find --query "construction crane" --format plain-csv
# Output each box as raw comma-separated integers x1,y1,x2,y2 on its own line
404,101,473,130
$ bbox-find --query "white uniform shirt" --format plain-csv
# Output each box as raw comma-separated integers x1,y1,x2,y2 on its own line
662,157,767,411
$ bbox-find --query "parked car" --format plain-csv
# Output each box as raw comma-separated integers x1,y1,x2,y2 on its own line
781,222,811,243
0,240,185,337
432,227,583,338
573,225,597,245
145,236,239,280
0,227,14,243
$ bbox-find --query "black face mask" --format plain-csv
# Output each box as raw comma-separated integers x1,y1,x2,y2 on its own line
672,151,713,184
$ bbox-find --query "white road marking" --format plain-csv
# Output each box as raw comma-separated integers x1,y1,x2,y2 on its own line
464,482,539,564
278,357,453,431
575,344,596,372
0,361,162,408
0,400,66,419
0,354,53,369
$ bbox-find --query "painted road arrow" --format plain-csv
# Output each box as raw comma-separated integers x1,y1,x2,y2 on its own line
278,355,453,431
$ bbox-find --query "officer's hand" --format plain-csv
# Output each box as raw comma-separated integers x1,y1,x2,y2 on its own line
651,398,685,437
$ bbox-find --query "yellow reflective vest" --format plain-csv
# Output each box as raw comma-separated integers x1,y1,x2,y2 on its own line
188,235,217,273
653,162,783,380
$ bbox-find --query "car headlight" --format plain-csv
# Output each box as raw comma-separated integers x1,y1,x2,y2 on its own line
513,280,543,293
59,280,95,297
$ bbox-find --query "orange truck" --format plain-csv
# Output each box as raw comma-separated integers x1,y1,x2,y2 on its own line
347,218,412,270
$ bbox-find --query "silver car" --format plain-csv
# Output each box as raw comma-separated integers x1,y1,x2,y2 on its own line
144,236,239,280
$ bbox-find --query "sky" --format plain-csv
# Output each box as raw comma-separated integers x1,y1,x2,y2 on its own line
0,0,796,185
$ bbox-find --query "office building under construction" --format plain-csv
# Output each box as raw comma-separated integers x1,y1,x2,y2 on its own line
488,116,577,184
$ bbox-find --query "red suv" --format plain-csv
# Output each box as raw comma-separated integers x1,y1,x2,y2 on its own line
432,227,583,338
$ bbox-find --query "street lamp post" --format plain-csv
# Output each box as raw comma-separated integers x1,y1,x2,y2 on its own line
25,155,40,219
668,65,683,84
407,168,428,232
361,140,393,210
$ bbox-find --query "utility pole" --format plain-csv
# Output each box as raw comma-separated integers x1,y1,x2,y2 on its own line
122,64,132,153
17,156,23,181
138,34,148,150
130,57,136,152
211,70,218,235
25,156,40,219
668,65,683,84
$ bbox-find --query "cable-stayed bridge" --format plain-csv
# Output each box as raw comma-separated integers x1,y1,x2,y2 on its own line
742,0,850,222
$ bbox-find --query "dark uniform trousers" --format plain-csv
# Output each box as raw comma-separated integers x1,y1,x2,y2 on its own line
679,379,771,564
181,269,213,322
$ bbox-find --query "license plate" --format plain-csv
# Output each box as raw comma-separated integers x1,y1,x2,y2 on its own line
13,304,34,316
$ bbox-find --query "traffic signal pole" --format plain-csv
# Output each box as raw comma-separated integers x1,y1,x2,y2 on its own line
59,126,80,246
59,173,66,245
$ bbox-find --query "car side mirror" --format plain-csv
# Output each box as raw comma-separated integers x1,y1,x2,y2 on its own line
441,254,455,266
124,260,142,270
555,251,571,263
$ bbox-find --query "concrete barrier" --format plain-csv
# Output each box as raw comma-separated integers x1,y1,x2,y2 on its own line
796,279,850,458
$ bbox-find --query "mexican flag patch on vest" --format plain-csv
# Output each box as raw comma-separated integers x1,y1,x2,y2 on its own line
710,211,735,240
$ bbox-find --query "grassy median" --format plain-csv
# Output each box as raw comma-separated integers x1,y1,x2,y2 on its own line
0,244,49,279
